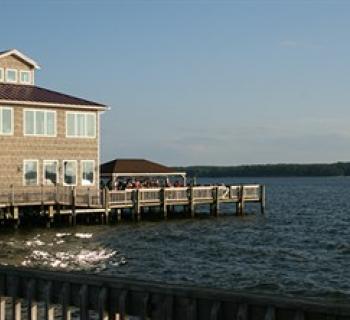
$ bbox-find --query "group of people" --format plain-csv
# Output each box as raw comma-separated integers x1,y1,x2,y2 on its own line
102,178,185,190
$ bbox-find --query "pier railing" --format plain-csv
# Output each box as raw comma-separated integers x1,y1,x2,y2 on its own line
0,185,101,207
0,265,349,320
107,185,263,208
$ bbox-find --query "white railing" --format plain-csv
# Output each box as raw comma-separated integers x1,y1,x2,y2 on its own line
192,186,214,200
140,188,161,203
243,185,261,201
165,187,189,201
109,190,134,205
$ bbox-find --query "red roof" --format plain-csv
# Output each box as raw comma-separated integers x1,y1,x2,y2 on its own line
0,83,106,108
100,159,179,175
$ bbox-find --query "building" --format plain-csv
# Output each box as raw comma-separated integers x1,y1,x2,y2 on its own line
0,49,107,198
100,158,187,187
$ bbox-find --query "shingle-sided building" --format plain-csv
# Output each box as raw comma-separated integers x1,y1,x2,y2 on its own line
0,49,107,196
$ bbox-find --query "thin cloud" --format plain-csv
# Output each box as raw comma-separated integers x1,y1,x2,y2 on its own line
279,39,322,49
280,40,298,48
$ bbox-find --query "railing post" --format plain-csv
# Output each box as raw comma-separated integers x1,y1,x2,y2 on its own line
10,184,15,206
88,188,92,207
133,189,141,221
161,188,167,219
236,185,245,216
71,187,76,226
213,186,220,217
190,187,195,218
104,187,110,224
260,185,266,214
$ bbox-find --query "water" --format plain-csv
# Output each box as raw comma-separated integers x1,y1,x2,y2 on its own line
1,177,350,303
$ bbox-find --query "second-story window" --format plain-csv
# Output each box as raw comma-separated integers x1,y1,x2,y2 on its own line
24,109,56,136
0,107,13,135
66,112,96,138
20,71,31,84
6,69,18,83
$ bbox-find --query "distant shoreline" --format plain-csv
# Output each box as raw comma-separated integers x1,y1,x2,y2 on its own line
175,162,350,177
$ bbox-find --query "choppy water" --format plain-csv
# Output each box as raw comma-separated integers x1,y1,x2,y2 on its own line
1,177,350,302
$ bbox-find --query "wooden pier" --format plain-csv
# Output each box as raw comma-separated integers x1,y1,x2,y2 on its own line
0,184,265,227
0,265,349,320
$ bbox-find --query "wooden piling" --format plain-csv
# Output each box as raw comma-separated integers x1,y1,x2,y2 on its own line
104,187,110,224
213,186,220,217
189,187,195,218
260,185,266,214
236,185,245,216
161,188,167,219
133,189,141,221
46,205,54,228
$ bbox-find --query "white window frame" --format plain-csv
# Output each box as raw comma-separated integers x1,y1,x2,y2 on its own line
63,160,78,186
23,109,57,137
0,68,4,82
66,111,96,139
81,160,95,186
20,70,31,85
43,160,59,185
0,107,14,135
6,68,18,83
23,159,39,186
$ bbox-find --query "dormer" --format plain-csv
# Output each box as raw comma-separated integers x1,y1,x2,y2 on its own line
0,49,40,86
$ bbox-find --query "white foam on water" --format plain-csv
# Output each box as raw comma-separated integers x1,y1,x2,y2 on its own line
74,233,93,239
21,248,122,271
56,233,72,238
25,239,45,246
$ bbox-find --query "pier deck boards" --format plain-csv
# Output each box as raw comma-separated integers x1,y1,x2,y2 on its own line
0,184,265,227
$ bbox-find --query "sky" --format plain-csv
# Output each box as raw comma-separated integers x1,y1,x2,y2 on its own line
1,0,350,166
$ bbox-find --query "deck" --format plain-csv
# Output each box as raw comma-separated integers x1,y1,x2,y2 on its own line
0,184,265,227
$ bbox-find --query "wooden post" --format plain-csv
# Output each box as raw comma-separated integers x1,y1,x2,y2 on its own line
161,188,167,219
88,188,92,207
10,184,15,206
0,297,5,320
71,187,76,226
104,187,110,224
13,206,19,229
133,189,141,221
260,185,266,214
46,205,54,228
13,298,21,320
190,187,195,218
213,186,220,217
237,185,245,216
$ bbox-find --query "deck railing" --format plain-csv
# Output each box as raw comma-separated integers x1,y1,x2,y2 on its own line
107,185,263,208
0,265,349,320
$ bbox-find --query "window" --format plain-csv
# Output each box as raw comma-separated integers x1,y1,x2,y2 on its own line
24,109,56,136
24,160,38,186
81,160,95,186
0,68,4,82
43,160,58,185
20,71,31,84
66,112,96,138
0,107,13,135
63,160,77,186
6,69,18,83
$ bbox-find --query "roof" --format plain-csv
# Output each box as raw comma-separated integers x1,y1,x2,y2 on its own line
100,159,183,175
0,49,40,69
0,83,106,109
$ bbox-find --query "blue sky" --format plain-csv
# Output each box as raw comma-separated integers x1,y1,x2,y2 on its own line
2,0,350,166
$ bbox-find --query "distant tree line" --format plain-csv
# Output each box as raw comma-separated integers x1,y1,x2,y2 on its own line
174,162,350,177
